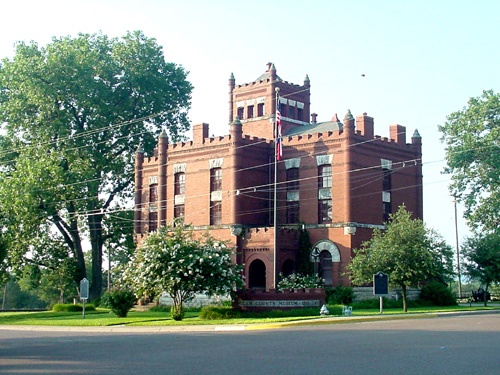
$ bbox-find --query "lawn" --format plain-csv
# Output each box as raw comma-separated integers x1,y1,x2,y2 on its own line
0,303,497,327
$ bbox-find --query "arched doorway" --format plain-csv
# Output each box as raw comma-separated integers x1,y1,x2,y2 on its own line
248,259,266,289
311,240,341,286
282,259,295,277
319,250,333,286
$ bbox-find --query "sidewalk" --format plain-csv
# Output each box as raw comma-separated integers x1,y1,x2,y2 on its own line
1,308,498,333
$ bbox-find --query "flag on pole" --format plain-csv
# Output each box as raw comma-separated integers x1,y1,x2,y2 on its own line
276,99,282,161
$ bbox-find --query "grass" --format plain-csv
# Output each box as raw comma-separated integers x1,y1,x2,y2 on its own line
0,303,497,327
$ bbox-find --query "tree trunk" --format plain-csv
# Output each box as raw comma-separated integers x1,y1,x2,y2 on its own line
402,284,408,312
88,212,104,301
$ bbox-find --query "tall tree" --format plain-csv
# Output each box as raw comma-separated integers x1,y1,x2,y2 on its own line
121,220,245,320
438,90,500,232
0,31,192,299
348,206,454,312
461,231,500,306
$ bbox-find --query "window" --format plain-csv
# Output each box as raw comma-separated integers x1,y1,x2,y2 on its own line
286,167,300,224
286,201,299,224
148,211,157,232
287,168,299,191
318,199,332,223
281,104,287,118
318,165,332,189
237,107,244,119
210,202,222,225
383,201,392,222
318,165,332,224
174,204,185,219
382,168,392,221
149,184,158,203
247,105,254,119
382,169,392,191
174,172,185,195
297,107,303,121
257,103,264,117
210,168,222,192
288,106,294,119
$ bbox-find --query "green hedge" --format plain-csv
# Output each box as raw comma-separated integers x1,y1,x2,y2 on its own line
52,303,96,312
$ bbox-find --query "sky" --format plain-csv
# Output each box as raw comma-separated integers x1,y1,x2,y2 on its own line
1,0,499,250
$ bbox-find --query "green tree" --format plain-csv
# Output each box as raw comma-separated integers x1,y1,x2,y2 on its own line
438,90,500,232
0,31,192,299
461,231,500,306
348,206,454,312
121,220,244,320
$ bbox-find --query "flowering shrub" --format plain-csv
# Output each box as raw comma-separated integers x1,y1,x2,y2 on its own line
120,219,245,320
277,273,324,291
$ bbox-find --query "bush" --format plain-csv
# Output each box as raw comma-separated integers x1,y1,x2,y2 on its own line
104,289,136,317
200,306,241,320
277,273,324,291
419,281,457,306
325,286,354,305
170,305,184,321
52,303,95,312
352,298,403,309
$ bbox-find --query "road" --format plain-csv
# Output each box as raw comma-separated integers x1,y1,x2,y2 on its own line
1,313,499,374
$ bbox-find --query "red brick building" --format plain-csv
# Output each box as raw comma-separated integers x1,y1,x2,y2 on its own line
134,63,423,290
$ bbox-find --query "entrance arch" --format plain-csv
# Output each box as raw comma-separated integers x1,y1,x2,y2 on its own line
311,240,341,286
248,259,266,289
281,259,295,277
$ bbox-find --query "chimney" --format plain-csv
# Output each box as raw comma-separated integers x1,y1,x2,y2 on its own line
193,123,209,144
356,112,374,139
311,113,318,124
390,124,406,144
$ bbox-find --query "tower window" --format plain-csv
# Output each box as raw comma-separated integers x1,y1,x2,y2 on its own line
257,103,264,117
148,211,157,232
382,167,392,221
210,202,222,225
237,107,244,119
318,199,332,224
149,184,158,203
318,165,332,189
286,201,299,224
174,172,185,195
174,204,185,219
210,168,222,192
247,105,254,119
287,168,299,191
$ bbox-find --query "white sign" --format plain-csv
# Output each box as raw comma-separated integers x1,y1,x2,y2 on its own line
80,278,89,300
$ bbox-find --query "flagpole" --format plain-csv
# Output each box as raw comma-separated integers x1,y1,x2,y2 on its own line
273,87,280,289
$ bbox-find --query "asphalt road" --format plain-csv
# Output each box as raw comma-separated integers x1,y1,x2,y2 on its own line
1,313,499,375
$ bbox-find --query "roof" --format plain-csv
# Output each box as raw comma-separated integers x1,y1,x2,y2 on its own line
285,117,343,137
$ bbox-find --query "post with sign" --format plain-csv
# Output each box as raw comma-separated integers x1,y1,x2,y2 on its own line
373,272,389,314
80,278,89,319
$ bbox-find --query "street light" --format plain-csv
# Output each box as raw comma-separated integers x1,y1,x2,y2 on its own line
312,247,321,276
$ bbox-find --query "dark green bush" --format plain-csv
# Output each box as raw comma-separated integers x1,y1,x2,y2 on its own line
326,286,354,305
352,298,403,309
104,289,136,317
419,281,457,306
170,305,185,321
52,303,95,312
200,306,241,320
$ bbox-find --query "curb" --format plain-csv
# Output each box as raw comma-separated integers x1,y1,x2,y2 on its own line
1,309,498,333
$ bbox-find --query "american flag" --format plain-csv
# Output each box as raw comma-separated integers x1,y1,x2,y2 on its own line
276,100,282,161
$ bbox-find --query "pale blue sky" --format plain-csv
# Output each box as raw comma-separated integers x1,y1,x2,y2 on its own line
1,0,499,247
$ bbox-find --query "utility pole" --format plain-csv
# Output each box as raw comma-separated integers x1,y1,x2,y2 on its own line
454,196,462,298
